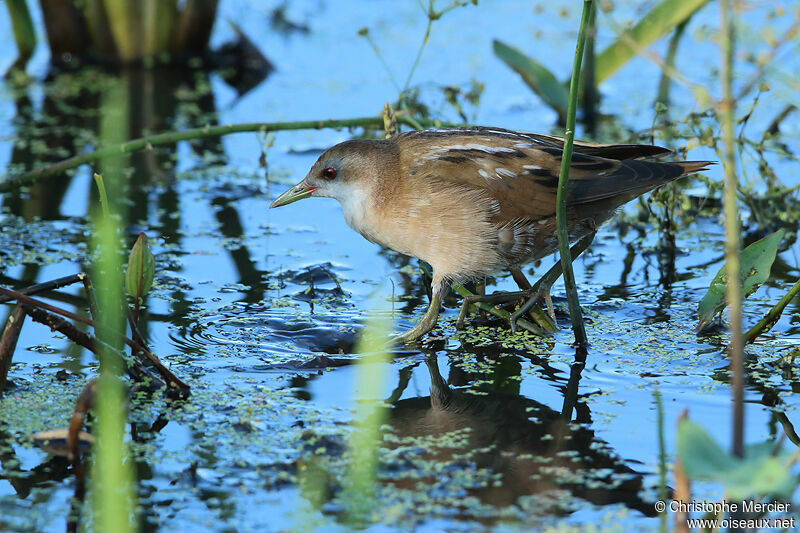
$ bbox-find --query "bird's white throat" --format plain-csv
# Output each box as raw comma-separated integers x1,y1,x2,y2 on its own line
330,182,374,239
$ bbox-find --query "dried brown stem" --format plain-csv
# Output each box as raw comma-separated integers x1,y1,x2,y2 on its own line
68,379,96,482
1,287,188,391
0,305,25,395
673,410,691,533
20,304,130,374
0,287,93,326
0,273,86,305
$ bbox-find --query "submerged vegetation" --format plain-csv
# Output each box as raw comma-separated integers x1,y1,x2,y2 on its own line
1,0,799,531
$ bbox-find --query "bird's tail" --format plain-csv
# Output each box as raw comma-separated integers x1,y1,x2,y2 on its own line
675,160,715,175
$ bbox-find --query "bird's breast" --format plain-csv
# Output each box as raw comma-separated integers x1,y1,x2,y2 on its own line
366,183,508,281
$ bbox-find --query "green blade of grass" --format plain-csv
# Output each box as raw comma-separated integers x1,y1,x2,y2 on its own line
493,39,568,122
143,0,177,57
4,0,37,72
103,0,142,61
93,173,111,221
0,116,464,194
341,309,392,526
91,216,135,533
596,0,711,83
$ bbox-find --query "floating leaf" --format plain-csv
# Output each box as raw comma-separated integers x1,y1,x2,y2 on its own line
493,40,568,122
31,429,95,457
678,419,796,500
595,0,711,83
697,229,784,331
126,232,155,301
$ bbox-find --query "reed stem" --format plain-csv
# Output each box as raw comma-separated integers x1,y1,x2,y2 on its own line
555,0,593,347
719,0,744,459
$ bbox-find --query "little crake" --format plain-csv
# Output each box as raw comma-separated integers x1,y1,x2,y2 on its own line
270,127,710,343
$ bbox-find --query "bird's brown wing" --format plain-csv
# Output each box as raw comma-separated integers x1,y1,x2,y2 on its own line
519,132,673,160
395,128,710,221
397,126,674,159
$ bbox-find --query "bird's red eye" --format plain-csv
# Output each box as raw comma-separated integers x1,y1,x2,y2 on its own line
322,167,337,180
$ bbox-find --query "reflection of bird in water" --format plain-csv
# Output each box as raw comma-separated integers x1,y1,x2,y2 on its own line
386,357,657,518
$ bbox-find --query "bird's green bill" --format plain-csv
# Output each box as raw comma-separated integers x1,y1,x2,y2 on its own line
269,181,317,208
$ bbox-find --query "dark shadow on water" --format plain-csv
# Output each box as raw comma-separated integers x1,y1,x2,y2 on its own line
385,355,656,518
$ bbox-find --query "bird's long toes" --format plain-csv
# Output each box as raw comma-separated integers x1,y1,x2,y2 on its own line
455,298,473,329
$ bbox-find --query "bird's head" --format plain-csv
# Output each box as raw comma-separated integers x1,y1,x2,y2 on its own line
269,139,394,208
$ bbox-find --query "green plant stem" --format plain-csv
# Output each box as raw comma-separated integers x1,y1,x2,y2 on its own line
655,19,690,108
342,309,392,525
555,0,592,347
5,0,37,72
0,116,460,194
581,2,598,131
744,278,800,344
402,1,435,94
655,389,668,533
92,76,136,532
93,173,111,221
358,30,401,91
719,0,743,459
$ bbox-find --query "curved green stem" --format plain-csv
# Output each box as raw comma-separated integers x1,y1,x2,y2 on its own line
744,277,800,345
0,116,461,194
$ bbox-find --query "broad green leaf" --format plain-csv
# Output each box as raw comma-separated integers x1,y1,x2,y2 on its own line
493,40,568,122
677,419,735,478
744,440,779,461
125,232,155,301
495,0,710,108
697,229,784,331
721,456,796,500
678,419,798,500
595,0,711,83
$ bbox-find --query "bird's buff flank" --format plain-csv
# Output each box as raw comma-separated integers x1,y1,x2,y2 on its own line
270,127,711,343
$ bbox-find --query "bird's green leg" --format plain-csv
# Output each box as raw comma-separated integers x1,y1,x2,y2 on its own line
393,278,446,344
510,268,532,291
453,233,596,333
509,232,596,332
